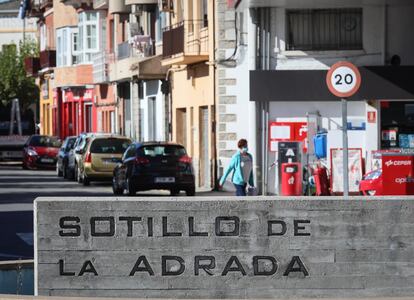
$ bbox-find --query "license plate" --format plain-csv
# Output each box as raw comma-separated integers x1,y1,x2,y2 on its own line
155,177,175,183
40,158,54,163
1,151,22,158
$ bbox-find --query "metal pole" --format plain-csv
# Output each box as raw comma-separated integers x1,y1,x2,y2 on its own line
342,98,349,196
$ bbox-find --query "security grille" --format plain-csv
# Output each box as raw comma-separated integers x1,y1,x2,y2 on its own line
286,8,363,51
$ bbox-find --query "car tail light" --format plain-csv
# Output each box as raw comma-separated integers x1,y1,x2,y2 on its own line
135,157,150,165
84,152,92,163
179,155,192,164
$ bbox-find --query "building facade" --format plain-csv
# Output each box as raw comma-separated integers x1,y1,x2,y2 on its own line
218,0,414,194
162,0,216,189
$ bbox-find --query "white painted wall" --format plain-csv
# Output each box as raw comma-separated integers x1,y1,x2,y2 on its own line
141,80,166,142
222,3,414,194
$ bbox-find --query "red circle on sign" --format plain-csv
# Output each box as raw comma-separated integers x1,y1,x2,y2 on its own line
326,61,361,98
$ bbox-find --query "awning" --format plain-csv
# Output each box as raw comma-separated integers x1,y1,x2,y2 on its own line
250,66,414,102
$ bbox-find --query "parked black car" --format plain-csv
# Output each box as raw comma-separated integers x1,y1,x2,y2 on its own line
112,142,195,196
56,136,77,178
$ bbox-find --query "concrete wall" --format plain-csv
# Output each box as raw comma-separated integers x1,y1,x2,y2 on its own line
35,197,414,298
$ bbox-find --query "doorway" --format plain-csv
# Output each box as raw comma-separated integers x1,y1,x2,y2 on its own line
176,108,187,148
199,106,209,188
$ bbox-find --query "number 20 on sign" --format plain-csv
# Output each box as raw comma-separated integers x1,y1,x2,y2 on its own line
326,61,361,98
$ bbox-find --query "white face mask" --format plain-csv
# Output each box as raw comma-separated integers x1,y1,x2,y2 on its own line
240,147,248,153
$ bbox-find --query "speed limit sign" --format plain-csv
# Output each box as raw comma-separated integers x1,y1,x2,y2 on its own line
326,61,361,98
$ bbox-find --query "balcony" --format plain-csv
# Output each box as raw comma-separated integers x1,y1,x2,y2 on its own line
93,0,107,9
40,0,53,9
93,52,114,83
118,36,153,60
125,0,158,5
162,20,209,66
110,38,156,82
109,0,128,14
40,50,56,70
24,57,40,77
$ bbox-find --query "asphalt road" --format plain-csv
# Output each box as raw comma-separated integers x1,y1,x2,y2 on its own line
0,162,228,260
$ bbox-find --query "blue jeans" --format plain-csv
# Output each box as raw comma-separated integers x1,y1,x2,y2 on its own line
234,183,247,196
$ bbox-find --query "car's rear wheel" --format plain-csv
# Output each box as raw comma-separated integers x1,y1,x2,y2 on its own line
127,178,136,196
185,186,196,196
63,163,68,179
112,177,124,195
170,189,180,196
56,164,63,177
82,175,90,186
76,166,83,183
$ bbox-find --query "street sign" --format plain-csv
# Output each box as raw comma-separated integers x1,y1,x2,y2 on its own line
326,61,361,98
326,61,361,197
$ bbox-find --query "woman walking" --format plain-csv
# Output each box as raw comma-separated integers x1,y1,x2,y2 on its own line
219,139,254,196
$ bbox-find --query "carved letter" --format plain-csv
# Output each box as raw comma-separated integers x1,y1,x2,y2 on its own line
130,256,154,276
162,256,185,276
222,256,246,276
253,256,278,276
90,217,115,237
268,220,287,236
294,220,311,236
162,217,182,237
59,259,75,276
59,217,80,237
215,217,240,236
194,256,215,275
78,260,98,276
119,216,142,237
189,217,208,236
283,256,309,277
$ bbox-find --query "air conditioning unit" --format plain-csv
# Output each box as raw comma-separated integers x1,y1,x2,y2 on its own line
159,0,173,12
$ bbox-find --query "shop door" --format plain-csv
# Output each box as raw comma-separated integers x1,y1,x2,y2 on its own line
199,107,209,188
110,111,115,134
176,108,187,148
148,97,157,141
84,104,92,133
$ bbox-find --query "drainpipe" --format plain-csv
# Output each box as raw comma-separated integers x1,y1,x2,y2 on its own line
212,0,218,190
248,7,259,193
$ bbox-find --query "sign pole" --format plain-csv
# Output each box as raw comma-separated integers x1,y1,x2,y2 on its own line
342,98,349,196
327,61,361,196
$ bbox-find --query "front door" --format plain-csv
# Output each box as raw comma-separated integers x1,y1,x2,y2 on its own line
199,106,209,188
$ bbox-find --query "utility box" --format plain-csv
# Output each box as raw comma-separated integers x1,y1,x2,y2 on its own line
382,154,414,195
281,162,302,196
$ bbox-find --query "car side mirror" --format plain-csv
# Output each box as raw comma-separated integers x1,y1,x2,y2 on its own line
75,149,83,155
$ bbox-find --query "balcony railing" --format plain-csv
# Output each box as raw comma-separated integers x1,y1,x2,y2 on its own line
93,0,108,9
93,52,114,83
40,50,56,69
40,0,53,9
117,37,154,60
24,57,40,76
162,20,209,59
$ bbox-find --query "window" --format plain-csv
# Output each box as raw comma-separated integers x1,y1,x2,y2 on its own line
286,8,362,51
201,0,208,28
56,28,67,66
71,29,79,65
77,11,99,63
138,145,187,157
90,138,131,154
40,23,47,51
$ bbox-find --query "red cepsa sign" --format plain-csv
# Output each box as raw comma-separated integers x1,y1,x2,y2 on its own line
382,155,414,195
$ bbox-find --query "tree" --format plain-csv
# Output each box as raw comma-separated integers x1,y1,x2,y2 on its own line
0,39,39,116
